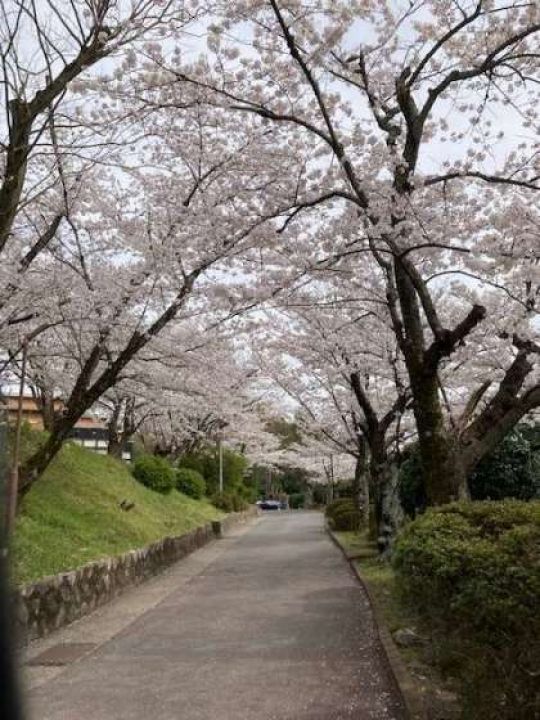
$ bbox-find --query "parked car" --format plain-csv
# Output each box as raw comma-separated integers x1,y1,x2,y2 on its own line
259,499,281,511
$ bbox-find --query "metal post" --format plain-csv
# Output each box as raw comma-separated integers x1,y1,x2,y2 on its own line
218,436,223,495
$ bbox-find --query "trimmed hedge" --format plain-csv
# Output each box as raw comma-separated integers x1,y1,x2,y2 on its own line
289,492,305,509
325,498,363,531
132,455,175,494
210,492,248,513
175,467,206,499
325,497,353,519
393,500,540,719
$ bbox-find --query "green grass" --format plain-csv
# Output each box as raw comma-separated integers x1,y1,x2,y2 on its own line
335,530,454,692
335,531,412,634
12,440,223,585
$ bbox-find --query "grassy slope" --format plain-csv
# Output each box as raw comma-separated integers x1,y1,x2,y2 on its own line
13,442,223,585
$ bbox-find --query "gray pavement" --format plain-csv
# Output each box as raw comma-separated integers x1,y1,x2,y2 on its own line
24,512,405,720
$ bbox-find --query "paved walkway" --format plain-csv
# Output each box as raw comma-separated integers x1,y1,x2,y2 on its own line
23,513,405,720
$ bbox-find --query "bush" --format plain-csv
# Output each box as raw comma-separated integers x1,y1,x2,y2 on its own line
469,429,540,501
332,506,363,531
311,483,327,506
398,444,426,518
393,500,540,719
399,427,540,518
175,467,206,499
210,492,234,513
289,492,305,509
210,492,248,513
232,493,248,512
325,498,363,531
325,497,354,520
178,446,248,497
132,455,175,494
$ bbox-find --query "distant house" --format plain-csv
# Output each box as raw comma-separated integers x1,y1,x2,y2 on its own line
2,395,64,430
68,415,110,456
1,395,131,460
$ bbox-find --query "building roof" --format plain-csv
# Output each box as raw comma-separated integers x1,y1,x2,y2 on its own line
1,395,107,429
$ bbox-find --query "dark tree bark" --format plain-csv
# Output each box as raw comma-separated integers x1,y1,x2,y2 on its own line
32,384,57,434
349,370,409,545
351,440,369,523
107,398,124,459
0,34,109,252
460,346,540,476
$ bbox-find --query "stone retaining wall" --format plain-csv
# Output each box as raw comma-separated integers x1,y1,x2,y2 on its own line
13,508,256,645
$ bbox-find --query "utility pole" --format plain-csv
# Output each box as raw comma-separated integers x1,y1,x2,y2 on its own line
218,435,224,495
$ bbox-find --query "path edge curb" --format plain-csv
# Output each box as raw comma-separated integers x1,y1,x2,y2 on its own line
327,527,427,720
14,507,259,646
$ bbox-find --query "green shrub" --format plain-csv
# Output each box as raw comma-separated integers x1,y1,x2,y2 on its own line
289,492,305,509
331,506,363,531
325,498,362,531
231,493,248,512
178,446,248,497
393,500,540,719
399,427,540,518
397,443,426,518
469,429,540,501
324,498,354,518
175,467,206,499
210,492,248,513
325,497,355,520
311,483,327,506
132,455,175,494
210,492,234,513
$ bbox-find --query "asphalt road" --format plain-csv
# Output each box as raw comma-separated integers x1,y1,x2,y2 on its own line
25,512,405,720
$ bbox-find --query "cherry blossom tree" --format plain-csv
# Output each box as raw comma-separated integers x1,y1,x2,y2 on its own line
4,0,540,514
171,0,540,504
252,286,412,537
5,93,303,493
125,326,279,462
0,0,199,335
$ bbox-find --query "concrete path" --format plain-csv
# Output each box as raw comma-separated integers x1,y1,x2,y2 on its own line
23,512,405,720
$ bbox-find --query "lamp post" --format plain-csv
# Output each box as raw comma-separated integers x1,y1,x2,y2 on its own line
218,434,223,495
215,419,228,496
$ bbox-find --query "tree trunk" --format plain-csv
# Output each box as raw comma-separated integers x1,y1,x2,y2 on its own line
369,433,405,553
410,371,466,503
393,260,464,504
36,387,56,433
379,462,405,553
352,451,370,525
18,417,74,495
107,434,123,459
107,398,124,458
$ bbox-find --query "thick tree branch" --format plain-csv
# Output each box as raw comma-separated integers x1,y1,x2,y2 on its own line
424,170,540,190
423,304,487,373
0,32,110,251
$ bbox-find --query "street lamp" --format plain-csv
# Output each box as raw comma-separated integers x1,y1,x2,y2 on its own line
218,433,224,495
216,419,228,495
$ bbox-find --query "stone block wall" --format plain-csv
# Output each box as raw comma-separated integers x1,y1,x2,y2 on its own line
13,508,257,645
